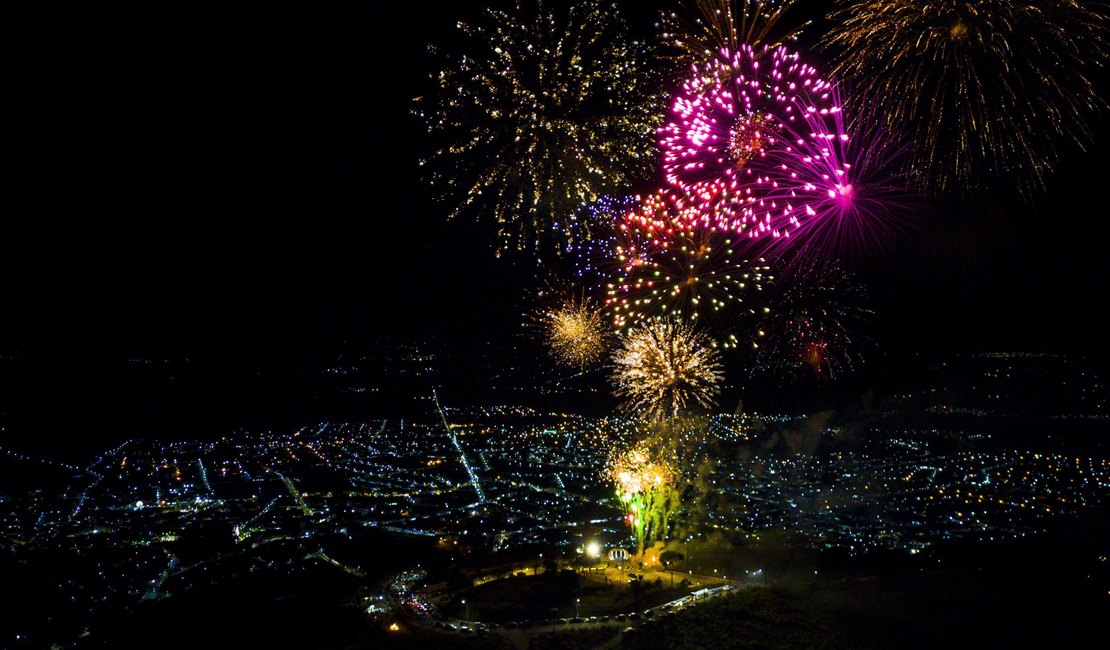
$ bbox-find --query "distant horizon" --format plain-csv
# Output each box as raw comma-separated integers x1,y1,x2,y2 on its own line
2,341,1105,464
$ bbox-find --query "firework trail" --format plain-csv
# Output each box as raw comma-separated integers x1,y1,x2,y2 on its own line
608,441,678,557
660,0,810,70
823,0,1107,193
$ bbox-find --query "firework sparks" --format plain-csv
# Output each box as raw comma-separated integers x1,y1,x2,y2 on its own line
608,441,678,556
823,0,1108,193
657,45,854,248
603,191,772,348
414,0,662,255
611,445,676,497
660,0,810,70
537,295,607,369
611,316,724,419
750,258,871,380
756,113,919,264
569,195,639,282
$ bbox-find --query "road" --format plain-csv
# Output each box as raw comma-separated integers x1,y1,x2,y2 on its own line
439,583,747,649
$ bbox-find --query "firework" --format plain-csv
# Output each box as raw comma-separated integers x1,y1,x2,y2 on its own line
611,445,676,498
611,316,724,419
750,258,870,380
823,0,1108,193
657,45,855,248
757,115,919,264
569,195,639,282
536,294,607,369
660,0,810,69
608,442,678,556
603,191,772,347
414,0,662,254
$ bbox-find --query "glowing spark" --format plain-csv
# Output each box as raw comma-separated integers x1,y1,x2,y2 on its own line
660,0,811,72
538,296,607,368
414,0,663,255
657,45,855,248
607,441,678,555
611,317,724,420
823,0,1108,193
602,190,772,349
749,258,871,381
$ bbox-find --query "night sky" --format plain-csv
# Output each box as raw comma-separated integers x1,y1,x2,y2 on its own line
4,2,1109,361
2,7,1108,647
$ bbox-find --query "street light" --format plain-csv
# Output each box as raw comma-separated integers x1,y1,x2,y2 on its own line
586,542,601,574
575,597,580,619
462,598,469,622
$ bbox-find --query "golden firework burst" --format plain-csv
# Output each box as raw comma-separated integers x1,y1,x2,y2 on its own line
610,317,724,420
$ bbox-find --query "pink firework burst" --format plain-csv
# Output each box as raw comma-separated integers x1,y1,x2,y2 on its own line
758,109,919,265
658,45,851,246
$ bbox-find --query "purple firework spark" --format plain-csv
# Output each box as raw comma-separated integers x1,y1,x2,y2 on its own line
568,195,640,283
658,45,853,249
759,111,919,264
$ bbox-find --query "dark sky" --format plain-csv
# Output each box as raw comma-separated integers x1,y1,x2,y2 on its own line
3,1,1108,360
